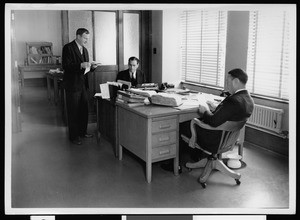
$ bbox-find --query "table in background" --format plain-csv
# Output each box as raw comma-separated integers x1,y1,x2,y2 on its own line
18,64,61,88
46,70,64,105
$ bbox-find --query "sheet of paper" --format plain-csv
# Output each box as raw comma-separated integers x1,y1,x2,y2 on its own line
84,66,90,75
94,93,102,97
91,60,101,65
99,83,110,99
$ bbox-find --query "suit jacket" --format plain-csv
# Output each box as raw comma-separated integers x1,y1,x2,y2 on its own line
203,89,254,127
116,69,145,87
62,40,91,92
190,89,254,154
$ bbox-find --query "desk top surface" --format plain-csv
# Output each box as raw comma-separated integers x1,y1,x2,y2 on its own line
116,102,199,119
101,91,222,119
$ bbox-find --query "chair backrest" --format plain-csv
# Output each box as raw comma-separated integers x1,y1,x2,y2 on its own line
217,120,247,154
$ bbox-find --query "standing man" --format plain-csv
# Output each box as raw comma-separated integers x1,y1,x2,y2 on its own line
116,56,146,87
62,28,98,145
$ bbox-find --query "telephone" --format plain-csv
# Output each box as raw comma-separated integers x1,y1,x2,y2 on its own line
159,82,175,90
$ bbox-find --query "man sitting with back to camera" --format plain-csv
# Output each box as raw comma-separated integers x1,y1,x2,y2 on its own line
116,56,146,88
161,68,255,173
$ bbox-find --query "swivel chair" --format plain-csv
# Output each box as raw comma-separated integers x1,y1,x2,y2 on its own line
181,118,247,188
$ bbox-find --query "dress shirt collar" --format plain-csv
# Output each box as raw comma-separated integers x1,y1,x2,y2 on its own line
75,40,83,54
235,88,247,94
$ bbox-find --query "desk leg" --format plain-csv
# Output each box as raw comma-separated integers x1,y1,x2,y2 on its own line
118,144,123,160
46,75,51,101
146,162,152,183
173,157,179,176
53,77,58,105
96,99,100,143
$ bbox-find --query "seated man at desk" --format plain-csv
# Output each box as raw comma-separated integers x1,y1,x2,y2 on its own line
161,68,255,172
116,56,146,87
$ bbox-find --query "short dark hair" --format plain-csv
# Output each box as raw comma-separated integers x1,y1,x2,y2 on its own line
228,68,248,84
128,56,140,64
76,28,89,36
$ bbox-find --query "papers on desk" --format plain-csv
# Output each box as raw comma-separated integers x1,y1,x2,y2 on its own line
150,93,183,107
99,82,124,99
127,88,157,97
49,68,63,74
94,93,102,97
173,93,223,111
99,84,110,99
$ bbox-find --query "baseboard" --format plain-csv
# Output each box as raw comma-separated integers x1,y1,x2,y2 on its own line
245,126,288,156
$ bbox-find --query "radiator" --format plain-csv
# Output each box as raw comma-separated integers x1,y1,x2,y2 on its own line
247,104,284,133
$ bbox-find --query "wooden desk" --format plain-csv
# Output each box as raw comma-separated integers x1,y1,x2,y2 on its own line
95,97,117,151
96,93,245,183
46,71,64,105
18,64,61,88
116,103,201,183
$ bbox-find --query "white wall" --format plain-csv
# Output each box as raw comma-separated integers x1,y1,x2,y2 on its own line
162,10,182,88
14,10,62,78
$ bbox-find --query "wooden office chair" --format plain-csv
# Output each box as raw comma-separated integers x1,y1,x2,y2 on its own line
181,118,247,188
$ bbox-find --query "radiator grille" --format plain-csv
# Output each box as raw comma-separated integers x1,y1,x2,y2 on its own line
247,104,284,133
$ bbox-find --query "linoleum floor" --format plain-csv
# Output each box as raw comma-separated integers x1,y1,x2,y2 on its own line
10,86,290,214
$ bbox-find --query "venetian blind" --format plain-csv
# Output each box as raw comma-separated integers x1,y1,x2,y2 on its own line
181,10,227,88
246,10,290,100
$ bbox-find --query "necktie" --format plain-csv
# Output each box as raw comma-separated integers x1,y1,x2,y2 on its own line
79,46,83,55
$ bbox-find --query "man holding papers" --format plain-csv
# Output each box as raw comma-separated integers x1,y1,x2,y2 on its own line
62,28,99,145
116,56,146,87
161,68,254,172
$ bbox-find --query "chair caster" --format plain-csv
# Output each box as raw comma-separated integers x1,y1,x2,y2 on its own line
235,179,241,185
200,182,207,188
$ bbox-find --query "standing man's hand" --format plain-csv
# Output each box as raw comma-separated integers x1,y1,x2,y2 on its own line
81,62,91,69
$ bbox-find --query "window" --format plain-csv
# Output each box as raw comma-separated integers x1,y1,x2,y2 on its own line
94,11,117,65
181,10,227,88
246,10,291,100
123,12,140,65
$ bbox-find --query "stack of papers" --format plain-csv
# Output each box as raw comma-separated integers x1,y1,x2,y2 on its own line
127,88,157,97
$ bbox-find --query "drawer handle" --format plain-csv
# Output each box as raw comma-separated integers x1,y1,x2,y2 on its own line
159,136,170,142
159,149,170,155
159,124,171,129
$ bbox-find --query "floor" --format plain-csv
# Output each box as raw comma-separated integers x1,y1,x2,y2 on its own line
9,85,289,214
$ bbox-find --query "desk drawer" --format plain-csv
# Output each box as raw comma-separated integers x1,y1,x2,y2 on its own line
152,131,176,147
152,118,177,133
152,144,176,160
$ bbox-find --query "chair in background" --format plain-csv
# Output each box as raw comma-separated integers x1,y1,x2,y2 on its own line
181,118,247,188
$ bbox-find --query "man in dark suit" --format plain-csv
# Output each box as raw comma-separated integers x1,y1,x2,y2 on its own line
161,68,254,172
116,56,145,87
62,28,98,145
194,68,254,153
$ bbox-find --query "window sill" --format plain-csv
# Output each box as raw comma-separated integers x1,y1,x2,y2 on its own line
181,81,289,104
181,81,223,92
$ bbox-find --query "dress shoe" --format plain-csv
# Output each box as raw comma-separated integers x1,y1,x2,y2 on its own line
161,163,182,174
71,137,82,145
81,133,94,138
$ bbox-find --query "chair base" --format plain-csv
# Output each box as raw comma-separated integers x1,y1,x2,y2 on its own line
186,156,241,188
